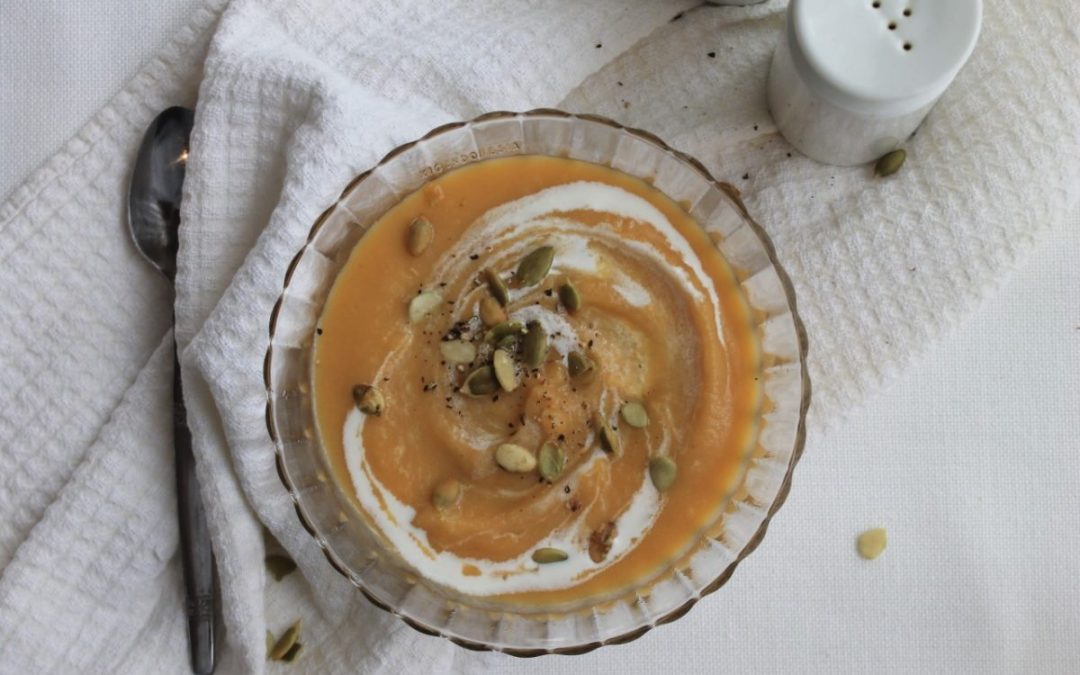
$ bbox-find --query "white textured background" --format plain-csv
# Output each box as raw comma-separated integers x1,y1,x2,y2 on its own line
2,1,1078,673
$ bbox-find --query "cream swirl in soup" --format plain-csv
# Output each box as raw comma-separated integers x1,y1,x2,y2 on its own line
314,156,761,606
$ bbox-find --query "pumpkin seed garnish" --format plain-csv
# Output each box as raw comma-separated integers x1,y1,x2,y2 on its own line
484,268,510,306
485,321,524,344
538,442,565,482
439,340,476,364
268,619,302,661
531,547,569,564
567,351,595,380
873,149,906,177
495,443,537,473
408,291,443,323
558,281,581,312
515,245,555,286
266,630,275,653
432,478,462,509
265,554,297,581
406,216,434,255
857,528,888,560
492,349,518,392
479,296,506,326
281,643,304,663
462,365,497,396
620,401,649,428
648,456,678,492
594,413,620,455
495,334,518,350
352,385,385,416
522,321,548,369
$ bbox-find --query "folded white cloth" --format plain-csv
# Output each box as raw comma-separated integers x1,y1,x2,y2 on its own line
1,0,1077,673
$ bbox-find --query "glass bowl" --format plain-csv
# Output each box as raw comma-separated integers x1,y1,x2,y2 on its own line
264,110,809,655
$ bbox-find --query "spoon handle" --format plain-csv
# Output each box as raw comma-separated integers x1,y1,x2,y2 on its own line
174,346,216,674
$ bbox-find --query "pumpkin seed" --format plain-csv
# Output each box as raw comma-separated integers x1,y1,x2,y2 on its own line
531,547,568,564
281,642,304,663
515,245,554,286
266,630,274,653
493,349,518,392
265,554,297,581
408,291,443,323
538,442,565,482
479,296,507,326
432,478,462,509
352,385,385,416
495,443,537,473
406,216,434,255
462,365,497,396
558,281,581,312
439,340,476,364
485,321,524,344
648,456,677,492
268,619,302,660
620,401,649,428
873,149,905,177
484,268,510,306
857,528,888,560
594,413,620,455
522,321,548,369
567,351,595,380
496,334,518,350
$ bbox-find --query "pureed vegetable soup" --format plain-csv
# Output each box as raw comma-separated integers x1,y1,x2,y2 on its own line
313,155,762,608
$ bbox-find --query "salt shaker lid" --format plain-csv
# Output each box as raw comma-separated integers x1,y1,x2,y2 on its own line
791,0,982,115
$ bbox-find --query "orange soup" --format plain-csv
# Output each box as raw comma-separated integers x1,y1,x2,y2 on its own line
313,155,761,607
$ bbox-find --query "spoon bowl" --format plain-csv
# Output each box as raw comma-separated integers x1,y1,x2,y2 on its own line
128,106,193,280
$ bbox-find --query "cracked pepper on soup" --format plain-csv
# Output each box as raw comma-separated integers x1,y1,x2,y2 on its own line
313,155,762,607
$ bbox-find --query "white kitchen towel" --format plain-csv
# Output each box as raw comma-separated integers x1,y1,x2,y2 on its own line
1,0,1078,673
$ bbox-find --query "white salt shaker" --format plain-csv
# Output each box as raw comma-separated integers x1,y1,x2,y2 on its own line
768,0,982,166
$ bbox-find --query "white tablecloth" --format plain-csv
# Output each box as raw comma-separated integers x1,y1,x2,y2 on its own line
2,2,1078,673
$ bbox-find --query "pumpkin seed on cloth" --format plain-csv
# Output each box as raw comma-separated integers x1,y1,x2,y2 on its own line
873,149,905,177
265,554,297,581
268,619,302,661
857,528,888,560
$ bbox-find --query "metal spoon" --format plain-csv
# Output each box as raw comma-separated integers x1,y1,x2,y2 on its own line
128,106,216,675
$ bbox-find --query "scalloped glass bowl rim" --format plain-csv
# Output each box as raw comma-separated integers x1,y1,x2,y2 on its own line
264,109,810,656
